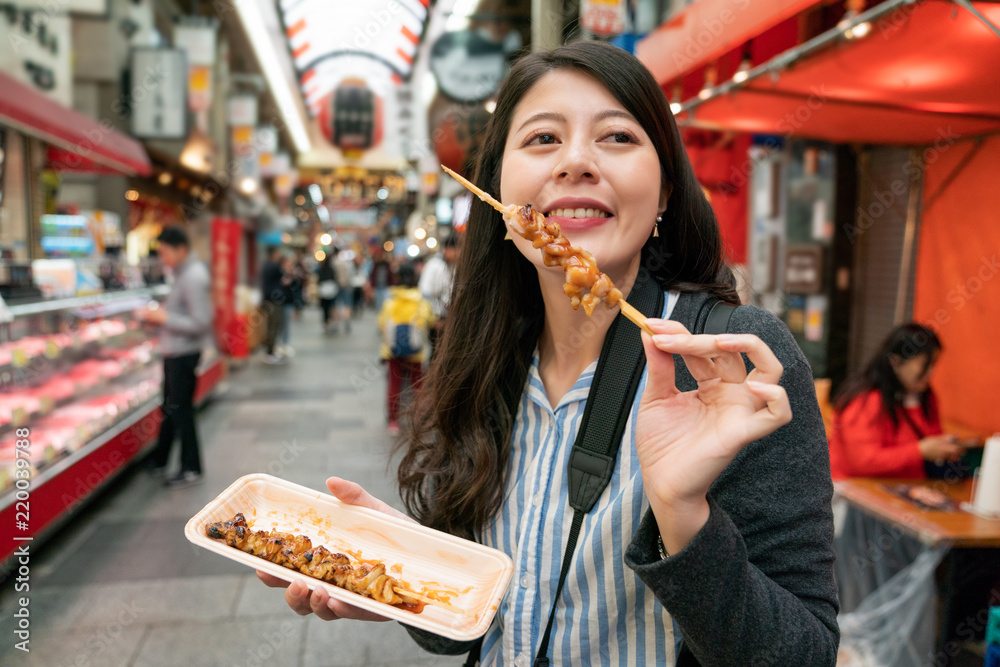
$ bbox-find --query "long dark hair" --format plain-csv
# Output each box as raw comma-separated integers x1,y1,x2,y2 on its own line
834,323,942,428
396,41,738,540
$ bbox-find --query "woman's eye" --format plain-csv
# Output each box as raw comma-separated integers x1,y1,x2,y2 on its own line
606,132,635,143
526,133,556,145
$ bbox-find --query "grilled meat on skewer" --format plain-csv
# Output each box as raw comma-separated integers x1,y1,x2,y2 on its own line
206,513,423,611
439,166,623,317
504,203,623,316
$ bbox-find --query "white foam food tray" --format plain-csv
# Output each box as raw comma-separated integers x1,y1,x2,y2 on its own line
185,473,513,641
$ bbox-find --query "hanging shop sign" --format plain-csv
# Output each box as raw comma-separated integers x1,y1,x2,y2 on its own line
274,169,297,199
580,0,628,37
255,126,279,177
210,217,241,354
129,48,187,139
430,29,519,104
227,94,258,127
174,23,217,115
0,6,72,106
785,245,824,294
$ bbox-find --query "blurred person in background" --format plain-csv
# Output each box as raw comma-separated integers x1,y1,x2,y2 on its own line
137,226,212,487
829,323,965,479
418,233,459,357
317,253,339,334
376,263,434,436
260,246,290,364
333,248,357,333
279,254,301,357
369,250,395,312
351,251,371,317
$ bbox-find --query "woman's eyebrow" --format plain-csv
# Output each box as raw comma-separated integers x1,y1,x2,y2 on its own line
595,109,637,123
515,111,566,134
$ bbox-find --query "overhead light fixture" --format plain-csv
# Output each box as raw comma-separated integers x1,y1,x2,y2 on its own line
669,83,682,115
315,250,326,261
384,241,394,252
407,244,420,257
320,233,332,245
295,194,306,206
732,46,752,83
125,190,139,201
698,64,717,100
838,0,872,40
309,183,322,205
158,172,172,185
414,228,427,240
426,237,438,249
446,0,478,31
239,177,258,195
179,127,215,174
484,100,497,114
377,187,389,200
844,21,872,39
233,0,311,154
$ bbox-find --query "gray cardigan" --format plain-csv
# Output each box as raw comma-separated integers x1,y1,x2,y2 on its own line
159,253,213,358
405,290,840,666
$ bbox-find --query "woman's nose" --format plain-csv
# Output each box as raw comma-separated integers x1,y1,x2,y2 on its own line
553,140,599,183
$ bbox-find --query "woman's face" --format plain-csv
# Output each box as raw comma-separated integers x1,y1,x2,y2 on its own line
499,69,668,282
892,351,938,394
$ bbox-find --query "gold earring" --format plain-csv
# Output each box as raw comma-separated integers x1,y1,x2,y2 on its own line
653,215,662,237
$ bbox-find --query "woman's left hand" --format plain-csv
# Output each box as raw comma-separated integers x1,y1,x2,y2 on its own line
635,318,792,554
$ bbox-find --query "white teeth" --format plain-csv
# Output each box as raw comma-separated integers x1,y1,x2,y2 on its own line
548,207,609,218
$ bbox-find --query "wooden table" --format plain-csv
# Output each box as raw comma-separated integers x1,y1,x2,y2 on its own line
835,478,1000,666
834,478,1000,548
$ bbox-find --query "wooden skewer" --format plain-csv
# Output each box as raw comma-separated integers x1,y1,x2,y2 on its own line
441,165,504,213
619,300,655,336
440,164,653,336
440,165,513,240
393,587,474,617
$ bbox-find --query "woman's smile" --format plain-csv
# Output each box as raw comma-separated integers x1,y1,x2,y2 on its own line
544,197,614,231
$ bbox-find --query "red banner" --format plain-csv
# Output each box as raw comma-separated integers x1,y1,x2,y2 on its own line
211,218,241,355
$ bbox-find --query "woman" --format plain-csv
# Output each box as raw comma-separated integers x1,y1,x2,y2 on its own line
829,323,963,480
259,42,838,665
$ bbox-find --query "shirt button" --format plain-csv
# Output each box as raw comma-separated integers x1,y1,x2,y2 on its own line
514,654,529,667
520,574,531,588
532,493,542,507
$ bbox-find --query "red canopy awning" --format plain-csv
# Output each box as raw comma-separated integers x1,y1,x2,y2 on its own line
673,0,1000,144
636,0,825,85
0,72,151,176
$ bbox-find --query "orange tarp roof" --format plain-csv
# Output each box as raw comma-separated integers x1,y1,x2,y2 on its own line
636,0,824,85
674,0,1000,144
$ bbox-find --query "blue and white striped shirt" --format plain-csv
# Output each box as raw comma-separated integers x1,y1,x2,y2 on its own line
479,292,679,667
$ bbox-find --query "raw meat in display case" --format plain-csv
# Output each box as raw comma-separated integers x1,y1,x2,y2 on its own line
0,287,226,570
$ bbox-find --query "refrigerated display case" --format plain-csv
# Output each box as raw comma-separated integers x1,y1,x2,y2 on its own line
0,288,225,568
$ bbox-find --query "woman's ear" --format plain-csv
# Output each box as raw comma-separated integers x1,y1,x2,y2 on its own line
657,184,673,217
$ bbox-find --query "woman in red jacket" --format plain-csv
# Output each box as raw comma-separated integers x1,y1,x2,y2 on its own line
829,323,963,479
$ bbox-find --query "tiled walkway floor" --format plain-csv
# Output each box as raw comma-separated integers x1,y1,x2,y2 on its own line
0,308,465,667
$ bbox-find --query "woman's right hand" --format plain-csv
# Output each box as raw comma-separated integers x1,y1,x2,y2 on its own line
918,434,963,462
256,476,415,622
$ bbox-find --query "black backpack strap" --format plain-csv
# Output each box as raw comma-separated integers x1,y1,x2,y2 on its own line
674,295,736,667
532,272,664,667
696,298,737,336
